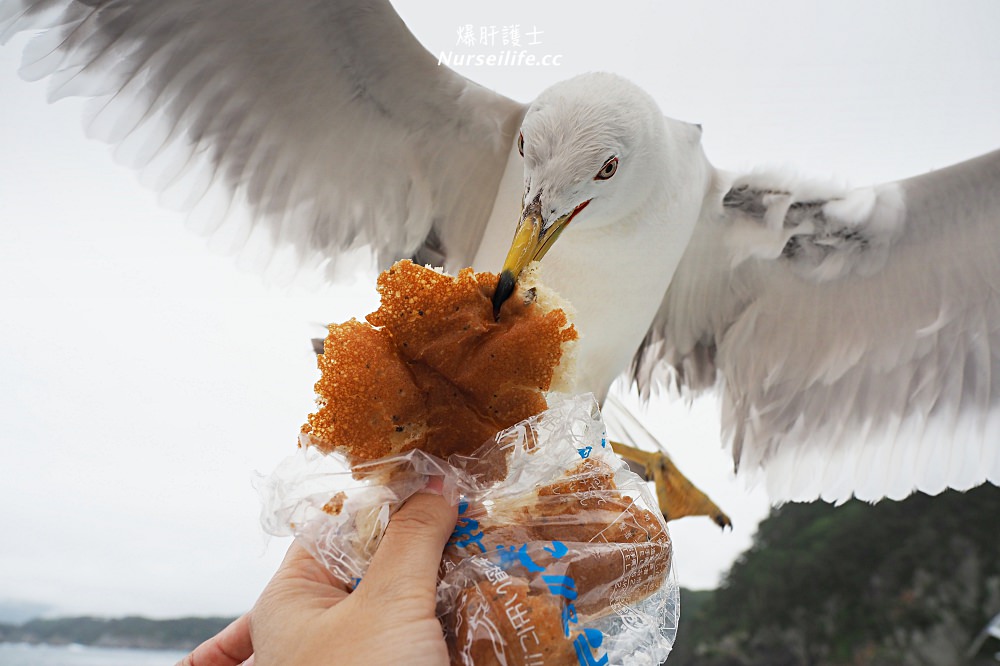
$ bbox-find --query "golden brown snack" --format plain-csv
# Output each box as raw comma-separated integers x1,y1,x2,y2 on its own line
302,260,577,462
296,260,667,664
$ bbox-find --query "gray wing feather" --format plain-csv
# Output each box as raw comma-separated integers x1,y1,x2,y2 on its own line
633,149,1000,502
1,0,525,278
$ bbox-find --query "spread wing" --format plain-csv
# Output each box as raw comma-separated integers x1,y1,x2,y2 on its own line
0,0,524,280
632,149,1000,503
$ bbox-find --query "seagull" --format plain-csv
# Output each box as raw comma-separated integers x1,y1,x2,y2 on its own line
3,0,998,508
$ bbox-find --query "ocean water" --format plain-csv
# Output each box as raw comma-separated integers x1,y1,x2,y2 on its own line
0,643,188,665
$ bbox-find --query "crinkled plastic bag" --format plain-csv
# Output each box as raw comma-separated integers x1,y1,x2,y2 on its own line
258,394,678,665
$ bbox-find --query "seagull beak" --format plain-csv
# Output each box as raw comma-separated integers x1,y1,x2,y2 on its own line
492,195,591,319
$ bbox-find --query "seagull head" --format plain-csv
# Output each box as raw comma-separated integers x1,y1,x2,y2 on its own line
492,73,668,318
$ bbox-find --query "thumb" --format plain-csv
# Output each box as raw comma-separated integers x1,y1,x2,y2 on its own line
359,483,458,604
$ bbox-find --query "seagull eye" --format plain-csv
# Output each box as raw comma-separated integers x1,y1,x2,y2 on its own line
518,132,524,157
595,156,618,180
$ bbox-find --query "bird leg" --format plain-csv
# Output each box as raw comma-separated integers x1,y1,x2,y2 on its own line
610,440,733,530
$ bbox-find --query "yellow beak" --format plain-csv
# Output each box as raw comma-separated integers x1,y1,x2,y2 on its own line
491,196,590,318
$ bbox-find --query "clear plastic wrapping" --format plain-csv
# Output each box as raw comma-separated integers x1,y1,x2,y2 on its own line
258,394,678,665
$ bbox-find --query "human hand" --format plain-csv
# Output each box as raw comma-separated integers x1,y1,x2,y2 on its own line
179,483,458,666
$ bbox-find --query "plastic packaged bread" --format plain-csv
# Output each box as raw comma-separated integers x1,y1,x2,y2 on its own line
259,261,678,665
439,417,675,666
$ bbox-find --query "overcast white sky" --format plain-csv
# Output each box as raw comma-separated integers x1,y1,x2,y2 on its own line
1,0,999,619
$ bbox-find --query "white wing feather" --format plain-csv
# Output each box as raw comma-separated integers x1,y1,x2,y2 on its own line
0,0,524,279
634,150,1000,503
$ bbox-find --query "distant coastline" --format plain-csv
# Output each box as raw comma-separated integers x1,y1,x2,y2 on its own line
0,616,234,651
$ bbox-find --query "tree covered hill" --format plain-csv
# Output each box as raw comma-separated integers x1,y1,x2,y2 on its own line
672,484,1000,666
0,615,233,651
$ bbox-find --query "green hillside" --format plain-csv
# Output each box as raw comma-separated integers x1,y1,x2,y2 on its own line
0,615,233,651
672,484,1000,665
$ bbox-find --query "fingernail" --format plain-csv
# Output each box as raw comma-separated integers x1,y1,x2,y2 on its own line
419,476,444,495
